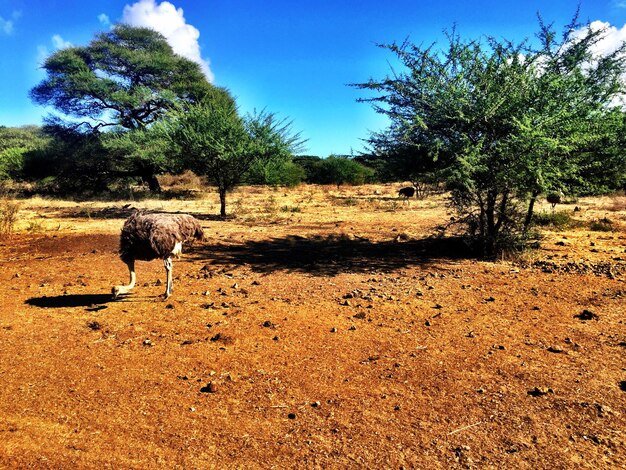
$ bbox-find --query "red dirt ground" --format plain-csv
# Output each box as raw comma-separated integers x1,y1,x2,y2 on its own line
0,185,625,468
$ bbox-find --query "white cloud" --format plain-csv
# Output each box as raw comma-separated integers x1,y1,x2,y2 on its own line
122,0,214,82
0,16,13,35
98,13,111,28
571,20,626,58
51,34,72,50
0,11,20,35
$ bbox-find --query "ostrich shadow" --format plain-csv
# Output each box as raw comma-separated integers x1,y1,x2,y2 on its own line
25,294,114,309
25,293,166,309
192,234,474,276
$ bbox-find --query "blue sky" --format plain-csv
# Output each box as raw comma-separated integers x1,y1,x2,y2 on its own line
1,0,625,157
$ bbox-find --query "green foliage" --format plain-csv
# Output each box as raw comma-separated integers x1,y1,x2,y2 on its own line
160,103,304,215
22,126,112,194
244,111,307,186
355,16,626,256
306,155,375,185
30,25,230,132
0,126,48,181
589,217,614,232
531,211,575,229
28,24,236,194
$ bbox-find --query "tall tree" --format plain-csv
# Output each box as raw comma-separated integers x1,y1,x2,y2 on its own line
355,18,626,256
160,103,304,216
30,24,234,192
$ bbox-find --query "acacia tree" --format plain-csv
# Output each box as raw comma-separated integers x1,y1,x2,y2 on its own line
160,102,304,216
30,24,233,192
355,18,626,256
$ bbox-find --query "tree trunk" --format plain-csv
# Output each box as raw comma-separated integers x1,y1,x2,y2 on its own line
485,191,497,258
523,190,540,232
219,187,227,217
142,172,162,193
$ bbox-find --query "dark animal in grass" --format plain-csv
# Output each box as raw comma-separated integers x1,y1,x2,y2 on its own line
398,186,416,199
112,212,204,299
546,191,563,209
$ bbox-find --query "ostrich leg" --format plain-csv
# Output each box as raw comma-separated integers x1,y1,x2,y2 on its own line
164,256,173,299
112,260,136,299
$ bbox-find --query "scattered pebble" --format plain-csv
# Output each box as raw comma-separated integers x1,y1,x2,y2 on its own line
528,386,553,397
575,309,598,321
200,382,217,393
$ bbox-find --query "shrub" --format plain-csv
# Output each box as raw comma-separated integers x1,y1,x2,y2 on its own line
532,211,575,229
589,218,614,232
0,198,20,235
308,156,375,185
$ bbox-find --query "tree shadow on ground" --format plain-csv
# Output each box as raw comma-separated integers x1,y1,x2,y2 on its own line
193,234,474,276
25,293,114,309
53,206,224,222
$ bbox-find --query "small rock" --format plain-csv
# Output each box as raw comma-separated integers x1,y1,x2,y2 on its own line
287,413,296,420
143,339,152,347
484,296,496,302
353,312,367,320
547,345,564,353
311,401,321,408
424,320,431,327
528,386,553,397
348,325,357,331
200,382,217,393
330,327,337,333
262,320,275,328
575,309,598,321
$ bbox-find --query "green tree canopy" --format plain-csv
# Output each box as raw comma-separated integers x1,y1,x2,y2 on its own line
31,24,231,132
355,16,626,256
160,102,305,216
0,126,48,182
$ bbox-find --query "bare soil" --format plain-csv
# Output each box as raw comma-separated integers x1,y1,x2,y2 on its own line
0,184,625,468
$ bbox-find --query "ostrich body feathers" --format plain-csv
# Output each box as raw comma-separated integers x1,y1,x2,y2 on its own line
119,212,204,263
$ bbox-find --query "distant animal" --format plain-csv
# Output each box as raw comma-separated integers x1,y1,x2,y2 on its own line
546,191,563,209
112,212,204,300
398,186,416,199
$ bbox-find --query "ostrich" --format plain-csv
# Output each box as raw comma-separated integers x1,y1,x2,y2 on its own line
546,191,563,210
398,186,416,199
112,212,204,299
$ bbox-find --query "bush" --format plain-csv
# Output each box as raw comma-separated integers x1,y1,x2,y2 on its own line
589,218,614,232
532,211,576,229
0,198,20,235
308,156,375,185
246,160,306,187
